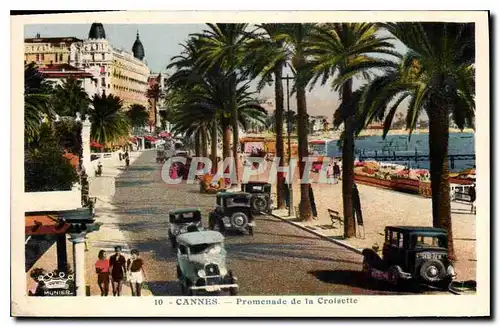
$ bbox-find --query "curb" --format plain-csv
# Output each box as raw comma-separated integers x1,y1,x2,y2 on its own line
267,211,363,255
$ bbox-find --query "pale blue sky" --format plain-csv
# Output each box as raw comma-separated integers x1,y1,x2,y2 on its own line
24,23,407,119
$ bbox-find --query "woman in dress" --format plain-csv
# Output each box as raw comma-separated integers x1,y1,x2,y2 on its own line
127,249,147,296
95,250,110,296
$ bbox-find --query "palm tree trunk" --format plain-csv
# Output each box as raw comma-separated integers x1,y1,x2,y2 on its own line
153,98,157,131
342,80,356,238
223,123,231,159
274,66,286,209
211,119,218,174
194,131,201,157
296,83,312,222
428,106,454,260
201,126,208,157
231,95,240,186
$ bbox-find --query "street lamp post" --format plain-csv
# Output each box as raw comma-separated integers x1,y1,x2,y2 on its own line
283,74,294,217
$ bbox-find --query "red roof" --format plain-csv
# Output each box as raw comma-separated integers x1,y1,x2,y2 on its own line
38,64,94,79
25,215,70,236
159,131,171,137
90,141,104,148
310,140,326,145
144,136,156,141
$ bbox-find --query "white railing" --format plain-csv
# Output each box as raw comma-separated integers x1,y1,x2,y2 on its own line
24,183,82,212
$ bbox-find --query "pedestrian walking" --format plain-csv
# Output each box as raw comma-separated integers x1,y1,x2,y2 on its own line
308,186,318,219
127,249,147,296
95,250,110,296
109,246,127,296
125,150,130,167
333,161,341,181
326,163,336,184
469,183,476,214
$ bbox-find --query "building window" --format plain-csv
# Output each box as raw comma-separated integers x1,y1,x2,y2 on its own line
41,54,45,61
36,54,40,62
108,84,110,89
59,54,63,61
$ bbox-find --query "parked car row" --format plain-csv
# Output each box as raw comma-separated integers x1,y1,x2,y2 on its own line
168,188,269,296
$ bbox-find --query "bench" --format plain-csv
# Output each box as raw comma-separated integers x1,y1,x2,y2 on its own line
328,209,343,229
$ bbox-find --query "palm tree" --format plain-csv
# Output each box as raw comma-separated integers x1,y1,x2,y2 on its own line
126,104,149,133
147,84,161,131
24,63,54,141
52,77,90,118
308,23,398,236
246,23,291,209
280,23,316,221
194,24,254,186
357,22,475,258
88,93,130,150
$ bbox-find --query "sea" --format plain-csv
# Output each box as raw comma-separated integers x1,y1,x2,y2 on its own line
320,132,475,172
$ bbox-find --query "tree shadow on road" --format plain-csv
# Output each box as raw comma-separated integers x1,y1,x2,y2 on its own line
308,270,422,294
145,280,181,296
224,243,361,265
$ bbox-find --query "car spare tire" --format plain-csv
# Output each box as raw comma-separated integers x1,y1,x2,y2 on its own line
251,195,269,212
419,260,446,283
230,212,249,228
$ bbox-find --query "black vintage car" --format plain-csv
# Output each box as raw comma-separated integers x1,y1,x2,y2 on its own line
241,182,272,214
168,208,204,248
208,192,255,236
362,226,456,286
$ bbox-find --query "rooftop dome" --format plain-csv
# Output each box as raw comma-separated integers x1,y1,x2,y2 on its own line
132,31,145,61
88,23,106,39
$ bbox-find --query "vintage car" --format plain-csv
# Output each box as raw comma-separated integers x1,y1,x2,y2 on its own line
362,226,457,287
168,208,203,248
241,182,272,214
176,231,239,296
208,192,255,235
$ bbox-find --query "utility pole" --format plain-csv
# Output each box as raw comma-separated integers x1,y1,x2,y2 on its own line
283,74,294,217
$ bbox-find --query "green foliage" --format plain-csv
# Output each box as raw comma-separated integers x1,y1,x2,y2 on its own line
24,63,55,141
88,93,130,147
51,78,90,117
357,22,475,138
53,119,83,157
25,123,79,192
126,104,149,128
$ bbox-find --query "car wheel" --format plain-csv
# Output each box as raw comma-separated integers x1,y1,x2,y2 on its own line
251,195,269,213
229,287,238,296
248,226,254,236
420,260,446,283
230,212,249,229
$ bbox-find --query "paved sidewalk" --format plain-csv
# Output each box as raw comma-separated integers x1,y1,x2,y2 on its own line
85,150,152,296
271,182,476,281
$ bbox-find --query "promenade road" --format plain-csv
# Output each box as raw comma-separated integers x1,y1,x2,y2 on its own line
90,150,410,296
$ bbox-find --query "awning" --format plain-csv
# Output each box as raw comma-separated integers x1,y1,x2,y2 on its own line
90,140,104,148
144,136,156,141
25,215,70,236
159,131,171,137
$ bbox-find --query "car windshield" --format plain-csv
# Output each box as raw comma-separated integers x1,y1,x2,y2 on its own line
172,212,200,223
189,243,223,255
412,235,447,248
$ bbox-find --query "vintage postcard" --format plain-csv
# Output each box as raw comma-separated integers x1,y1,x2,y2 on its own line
11,10,490,317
